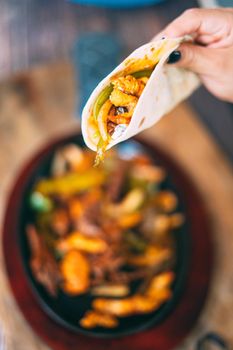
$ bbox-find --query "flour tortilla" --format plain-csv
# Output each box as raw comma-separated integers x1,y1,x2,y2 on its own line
81,37,200,151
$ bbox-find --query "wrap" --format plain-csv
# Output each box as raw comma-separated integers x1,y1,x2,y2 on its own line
81,37,200,156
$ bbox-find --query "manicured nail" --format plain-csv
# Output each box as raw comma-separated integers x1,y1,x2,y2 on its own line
167,50,181,64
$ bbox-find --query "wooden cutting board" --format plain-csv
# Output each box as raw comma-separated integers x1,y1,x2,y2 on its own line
0,62,233,350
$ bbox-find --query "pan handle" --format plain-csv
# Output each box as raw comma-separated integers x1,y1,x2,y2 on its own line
196,332,228,350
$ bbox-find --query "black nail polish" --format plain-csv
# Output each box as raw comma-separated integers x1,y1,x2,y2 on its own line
167,50,181,64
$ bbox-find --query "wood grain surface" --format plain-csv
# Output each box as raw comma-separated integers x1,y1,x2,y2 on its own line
0,61,233,350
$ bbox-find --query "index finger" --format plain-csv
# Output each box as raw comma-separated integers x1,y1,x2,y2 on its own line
156,8,232,46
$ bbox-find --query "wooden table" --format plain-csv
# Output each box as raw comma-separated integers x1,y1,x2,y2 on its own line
0,61,233,350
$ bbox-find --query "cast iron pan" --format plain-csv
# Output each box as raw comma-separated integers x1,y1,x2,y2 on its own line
18,135,189,338
3,132,213,350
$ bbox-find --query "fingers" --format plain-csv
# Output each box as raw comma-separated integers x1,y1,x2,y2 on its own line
168,43,219,76
162,8,219,38
162,8,205,38
158,8,233,47
167,43,233,103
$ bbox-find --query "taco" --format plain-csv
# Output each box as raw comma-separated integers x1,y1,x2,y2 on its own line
81,37,200,164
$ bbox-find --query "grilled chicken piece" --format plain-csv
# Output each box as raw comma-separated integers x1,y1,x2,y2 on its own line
127,245,172,267
60,250,90,295
110,88,138,108
80,310,118,329
92,291,170,317
92,272,173,317
112,75,140,95
57,232,107,254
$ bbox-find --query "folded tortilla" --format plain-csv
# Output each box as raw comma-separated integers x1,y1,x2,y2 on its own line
81,37,200,153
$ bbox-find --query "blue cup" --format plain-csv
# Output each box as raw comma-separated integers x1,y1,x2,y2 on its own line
68,0,165,8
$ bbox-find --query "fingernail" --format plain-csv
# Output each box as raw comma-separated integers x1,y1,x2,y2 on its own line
167,50,181,64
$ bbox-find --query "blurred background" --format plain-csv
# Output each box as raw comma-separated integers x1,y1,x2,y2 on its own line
0,1,233,350
0,0,232,159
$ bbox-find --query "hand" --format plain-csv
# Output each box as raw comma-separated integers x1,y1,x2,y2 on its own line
154,8,233,102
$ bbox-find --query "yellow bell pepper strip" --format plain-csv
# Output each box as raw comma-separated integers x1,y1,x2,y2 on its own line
35,169,105,196
94,137,108,167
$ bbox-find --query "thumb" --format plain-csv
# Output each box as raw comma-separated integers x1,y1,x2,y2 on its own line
167,43,217,76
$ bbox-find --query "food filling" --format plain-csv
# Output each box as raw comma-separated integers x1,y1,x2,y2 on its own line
27,144,184,329
91,63,157,165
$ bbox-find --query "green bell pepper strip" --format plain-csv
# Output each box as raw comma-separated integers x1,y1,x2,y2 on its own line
93,84,113,121
125,231,147,254
131,67,154,79
35,169,105,196
30,192,53,212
